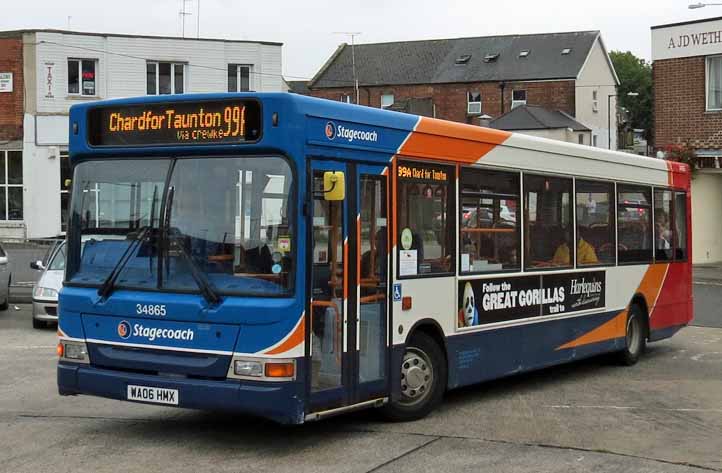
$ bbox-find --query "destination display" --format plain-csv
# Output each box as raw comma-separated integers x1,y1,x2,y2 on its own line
458,271,606,328
87,99,261,146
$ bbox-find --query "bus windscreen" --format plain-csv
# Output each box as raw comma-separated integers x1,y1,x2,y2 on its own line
87,99,261,146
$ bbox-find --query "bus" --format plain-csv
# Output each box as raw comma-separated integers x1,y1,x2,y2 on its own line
57,93,692,424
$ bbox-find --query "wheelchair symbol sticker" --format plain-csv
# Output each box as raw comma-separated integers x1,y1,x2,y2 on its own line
393,283,402,302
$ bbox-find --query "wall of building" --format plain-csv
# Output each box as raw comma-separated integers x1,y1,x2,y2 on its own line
654,56,722,149
308,79,576,125
0,36,23,142
691,172,722,264
575,38,618,150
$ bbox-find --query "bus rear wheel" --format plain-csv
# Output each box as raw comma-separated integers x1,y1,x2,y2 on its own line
616,304,646,366
382,332,446,422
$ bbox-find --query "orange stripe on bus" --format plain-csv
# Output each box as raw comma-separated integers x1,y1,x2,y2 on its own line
265,314,305,355
556,310,627,350
556,263,670,350
398,117,511,163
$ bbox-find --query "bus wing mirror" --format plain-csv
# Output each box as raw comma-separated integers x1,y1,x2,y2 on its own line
323,171,345,201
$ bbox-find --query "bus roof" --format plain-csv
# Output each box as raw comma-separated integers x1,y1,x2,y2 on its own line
69,92,688,189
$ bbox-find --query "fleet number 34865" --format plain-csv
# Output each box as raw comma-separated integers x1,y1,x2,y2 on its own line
136,304,167,316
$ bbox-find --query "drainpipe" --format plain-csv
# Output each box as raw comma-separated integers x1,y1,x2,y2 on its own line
499,82,506,115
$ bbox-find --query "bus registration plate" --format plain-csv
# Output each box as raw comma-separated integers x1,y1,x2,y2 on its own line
127,385,179,405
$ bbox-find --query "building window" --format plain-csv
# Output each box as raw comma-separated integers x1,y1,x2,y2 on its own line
578,134,585,145
576,180,615,266
60,152,71,232
397,161,455,277
467,92,482,115
340,94,352,103
0,151,23,221
459,167,520,274
592,134,598,147
381,94,394,109
524,174,573,269
592,89,599,113
228,64,251,92
511,89,527,109
147,62,185,95
68,59,97,96
617,185,653,263
707,56,722,111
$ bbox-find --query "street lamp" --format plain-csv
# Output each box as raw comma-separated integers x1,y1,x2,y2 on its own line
608,91,639,150
689,2,722,8
334,32,362,105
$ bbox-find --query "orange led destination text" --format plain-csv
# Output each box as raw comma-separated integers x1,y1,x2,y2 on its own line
107,105,246,139
397,164,448,182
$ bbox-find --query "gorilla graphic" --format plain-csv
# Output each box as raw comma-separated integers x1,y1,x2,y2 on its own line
458,282,479,327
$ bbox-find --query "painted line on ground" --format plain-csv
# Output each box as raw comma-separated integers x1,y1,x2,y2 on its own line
543,404,722,413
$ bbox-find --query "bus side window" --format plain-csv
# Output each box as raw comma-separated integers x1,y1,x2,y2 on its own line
654,189,673,262
575,180,614,266
459,167,520,273
396,161,455,277
617,185,653,264
674,191,688,261
523,174,573,269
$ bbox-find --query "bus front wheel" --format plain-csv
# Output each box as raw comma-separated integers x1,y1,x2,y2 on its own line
616,304,646,366
382,332,446,422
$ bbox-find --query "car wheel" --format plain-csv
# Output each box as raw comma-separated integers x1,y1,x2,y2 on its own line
616,304,646,366
382,332,446,422
32,317,46,329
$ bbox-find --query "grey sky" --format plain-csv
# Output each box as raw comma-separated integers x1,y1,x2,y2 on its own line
1,0,714,80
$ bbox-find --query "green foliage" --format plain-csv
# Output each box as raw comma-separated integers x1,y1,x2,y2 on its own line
609,51,653,142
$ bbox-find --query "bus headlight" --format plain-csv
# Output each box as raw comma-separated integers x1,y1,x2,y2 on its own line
59,340,89,364
234,360,263,377
228,357,296,381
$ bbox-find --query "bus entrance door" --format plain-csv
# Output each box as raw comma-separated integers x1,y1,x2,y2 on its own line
308,161,389,414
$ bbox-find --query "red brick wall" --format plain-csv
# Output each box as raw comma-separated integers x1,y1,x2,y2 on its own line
0,37,23,142
307,80,576,124
654,56,722,150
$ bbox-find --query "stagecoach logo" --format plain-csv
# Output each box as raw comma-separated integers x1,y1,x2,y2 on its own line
324,121,378,144
117,320,131,339
325,121,337,140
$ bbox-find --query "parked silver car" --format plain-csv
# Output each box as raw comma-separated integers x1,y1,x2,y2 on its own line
0,243,11,310
31,241,65,328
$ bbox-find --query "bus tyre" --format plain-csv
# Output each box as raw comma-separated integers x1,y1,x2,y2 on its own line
617,304,646,366
382,332,446,422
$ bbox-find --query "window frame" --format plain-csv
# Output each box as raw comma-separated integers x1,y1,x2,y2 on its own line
706,55,722,112
395,159,456,280
574,178,617,268
67,58,98,97
381,94,395,109
0,150,23,222
458,165,521,275
616,184,654,265
467,91,482,115
511,89,527,109
146,61,186,95
522,172,574,271
652,187,689,263
228,64,252,92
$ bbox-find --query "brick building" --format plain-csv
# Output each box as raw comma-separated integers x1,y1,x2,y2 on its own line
0,32,24,227
652,17,722,263
302,31,619,149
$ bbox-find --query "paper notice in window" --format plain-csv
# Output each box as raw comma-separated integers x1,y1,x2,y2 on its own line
461,254,470,272
399,250,417,276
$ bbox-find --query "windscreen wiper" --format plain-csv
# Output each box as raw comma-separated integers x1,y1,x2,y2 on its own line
161,186,221,306
97,185,159,300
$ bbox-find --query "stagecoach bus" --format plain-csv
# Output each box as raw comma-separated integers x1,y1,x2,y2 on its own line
57,93,692,423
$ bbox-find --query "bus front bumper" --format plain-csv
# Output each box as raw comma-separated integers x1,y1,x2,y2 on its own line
57,362,305,424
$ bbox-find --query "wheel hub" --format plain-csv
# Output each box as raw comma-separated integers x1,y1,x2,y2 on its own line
400,350,432,401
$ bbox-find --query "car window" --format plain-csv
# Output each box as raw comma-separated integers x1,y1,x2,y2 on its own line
0,244,6,258
48,244,66,271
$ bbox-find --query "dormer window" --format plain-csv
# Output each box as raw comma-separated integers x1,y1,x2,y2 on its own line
561,48,572,55
455,54,472,65
484,53,500,63
519,50,530,58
